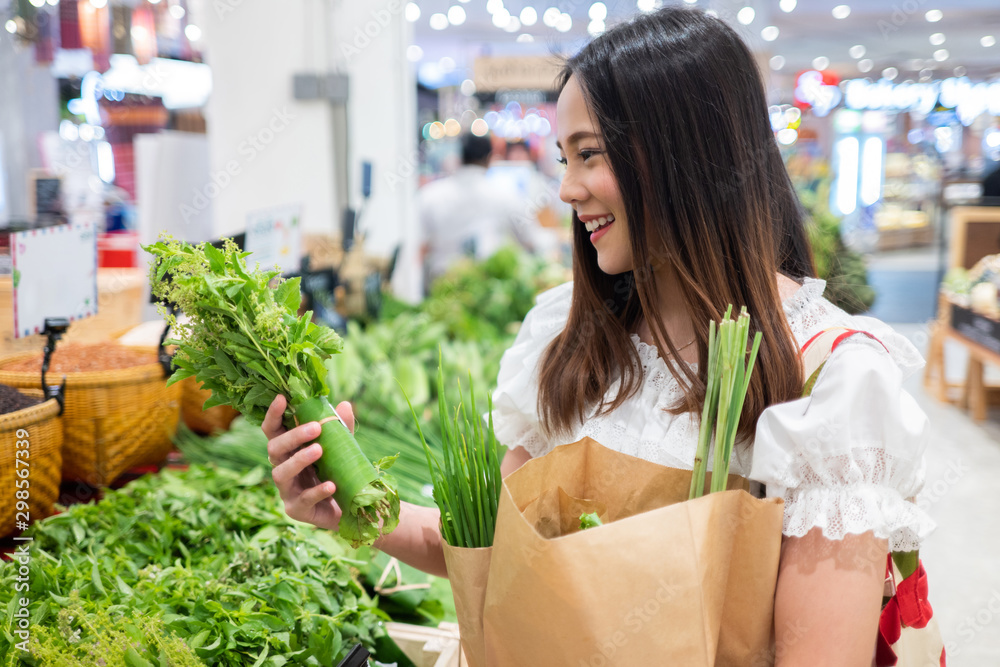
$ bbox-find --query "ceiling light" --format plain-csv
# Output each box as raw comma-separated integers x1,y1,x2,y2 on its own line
930,33,945,45
849,44,865,59
448,5,466,25
933,48,949,61
405,3,420,21
587,19,605,35
812,56,830,70
779,0,796,11
543,7,561,26
832,5,850,19
520,7,537,26
430,13,449,29
925,9,942,22
555,12,572,32
184,24,201,40
982,36,996,47
858,59,873,73
406,45,423,62
953,65,967,76
516,33,534,42
769,55,785,70
761,26,779,41
637,0,657,12
588,2,607,20
737,6,755,25
882,67,898,80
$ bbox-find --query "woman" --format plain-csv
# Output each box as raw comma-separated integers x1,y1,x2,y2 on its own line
264,7,933,664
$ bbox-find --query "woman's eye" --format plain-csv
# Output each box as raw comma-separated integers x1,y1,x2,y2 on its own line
579,149,600,162
556,156,568,166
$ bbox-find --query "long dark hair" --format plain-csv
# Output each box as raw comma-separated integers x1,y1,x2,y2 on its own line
537,7,815,443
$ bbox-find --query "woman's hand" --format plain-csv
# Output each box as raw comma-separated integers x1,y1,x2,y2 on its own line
262,394,355,532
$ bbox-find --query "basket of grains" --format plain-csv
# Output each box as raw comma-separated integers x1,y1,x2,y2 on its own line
116,320,238,435
0,384,62,535
0,343,181,486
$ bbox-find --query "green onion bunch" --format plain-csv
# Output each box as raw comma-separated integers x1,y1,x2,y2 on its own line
405,353,504,548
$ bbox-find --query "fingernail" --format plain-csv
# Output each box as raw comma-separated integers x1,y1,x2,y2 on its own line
309,423,321,436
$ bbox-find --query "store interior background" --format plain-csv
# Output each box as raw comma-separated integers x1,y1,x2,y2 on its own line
2,0,1000,663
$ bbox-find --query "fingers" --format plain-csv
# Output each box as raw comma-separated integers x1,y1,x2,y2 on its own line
267,420,321,467
272,442,323,488
262,394,288,439
286,480,337,518
335,401,355,434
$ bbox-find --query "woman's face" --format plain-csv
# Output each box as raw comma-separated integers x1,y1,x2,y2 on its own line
556,76,632,275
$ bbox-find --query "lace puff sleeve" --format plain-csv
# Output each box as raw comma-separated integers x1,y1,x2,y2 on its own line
490,281,573,458
749,336,936,552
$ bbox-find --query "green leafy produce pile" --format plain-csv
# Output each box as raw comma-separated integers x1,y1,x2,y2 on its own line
381,246,570,342
806,206,876,315
0,466,393,666
795,177,875,315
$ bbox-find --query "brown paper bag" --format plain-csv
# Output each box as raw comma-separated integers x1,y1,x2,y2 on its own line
441,543,492,667
481,437,783,666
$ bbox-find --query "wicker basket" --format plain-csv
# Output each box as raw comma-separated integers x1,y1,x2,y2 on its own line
181,376,239,435
0,389,63,536
0,350,181,487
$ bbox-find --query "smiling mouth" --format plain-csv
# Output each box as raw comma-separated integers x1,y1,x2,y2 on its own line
583,214,615,232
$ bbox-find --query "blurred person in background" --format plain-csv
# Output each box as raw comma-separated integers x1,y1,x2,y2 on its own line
418,133,555,290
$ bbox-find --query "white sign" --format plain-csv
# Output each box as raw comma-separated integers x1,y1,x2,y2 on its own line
843,77,1000,126
11,221,98,338
244,204,303,275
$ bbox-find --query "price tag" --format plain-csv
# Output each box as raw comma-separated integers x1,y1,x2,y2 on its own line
11,222,97,338
244,204,303,275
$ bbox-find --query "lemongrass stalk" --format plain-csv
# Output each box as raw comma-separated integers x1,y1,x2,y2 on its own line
712,312,743,492
711,317,739,493
689,320,720,500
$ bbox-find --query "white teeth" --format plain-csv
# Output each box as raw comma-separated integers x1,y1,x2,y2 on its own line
583,215,615,233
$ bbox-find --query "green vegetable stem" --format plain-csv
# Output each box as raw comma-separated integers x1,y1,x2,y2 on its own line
689,306,762,500
143,236,399,547
404,350,504,549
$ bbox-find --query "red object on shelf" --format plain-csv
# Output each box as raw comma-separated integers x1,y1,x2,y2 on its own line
97,231,139,268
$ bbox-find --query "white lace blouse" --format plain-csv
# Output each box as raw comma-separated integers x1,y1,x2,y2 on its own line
491,278,935,552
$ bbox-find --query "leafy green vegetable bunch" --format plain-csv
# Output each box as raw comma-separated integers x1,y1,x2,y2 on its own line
145,235,341,427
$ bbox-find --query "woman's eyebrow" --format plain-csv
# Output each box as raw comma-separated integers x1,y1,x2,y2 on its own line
556,131,598,150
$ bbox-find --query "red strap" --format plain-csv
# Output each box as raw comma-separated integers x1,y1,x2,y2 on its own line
896,561,934,629
800,327,889,358
880,596,902,651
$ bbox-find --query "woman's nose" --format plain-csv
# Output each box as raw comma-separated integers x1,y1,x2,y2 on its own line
559,168,587,205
